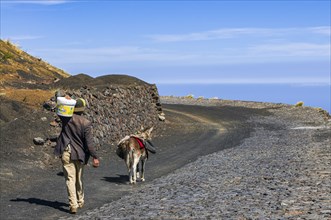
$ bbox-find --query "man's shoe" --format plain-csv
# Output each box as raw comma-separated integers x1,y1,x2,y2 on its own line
70,207,77,214
78,202,84,208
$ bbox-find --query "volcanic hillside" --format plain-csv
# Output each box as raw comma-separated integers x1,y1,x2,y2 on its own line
1,39,71,124
0,39,70,89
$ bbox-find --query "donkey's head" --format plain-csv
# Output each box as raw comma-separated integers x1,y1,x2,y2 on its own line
139,127,153,140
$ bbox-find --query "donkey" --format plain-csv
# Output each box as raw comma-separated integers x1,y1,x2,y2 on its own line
116,127,155,184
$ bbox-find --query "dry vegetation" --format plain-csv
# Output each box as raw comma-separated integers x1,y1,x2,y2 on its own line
0,88,54,109
0,39,72,108
0,39,70,88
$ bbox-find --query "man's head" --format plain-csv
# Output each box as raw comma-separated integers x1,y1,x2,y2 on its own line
74,98,86,114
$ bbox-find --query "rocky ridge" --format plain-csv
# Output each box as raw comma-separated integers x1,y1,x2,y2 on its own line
43,84,164,150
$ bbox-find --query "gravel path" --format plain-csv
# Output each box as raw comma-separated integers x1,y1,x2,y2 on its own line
62,98,331,220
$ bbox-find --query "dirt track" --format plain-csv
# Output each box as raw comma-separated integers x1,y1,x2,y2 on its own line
0,104,268,219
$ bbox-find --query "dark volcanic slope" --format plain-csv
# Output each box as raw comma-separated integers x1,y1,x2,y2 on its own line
0,104,267,220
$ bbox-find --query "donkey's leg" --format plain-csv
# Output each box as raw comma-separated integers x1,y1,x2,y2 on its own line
136,162,140,179
131,155,141,184
131,163,137,184
140,157,147,182
125,157,133,184
130,167,135,184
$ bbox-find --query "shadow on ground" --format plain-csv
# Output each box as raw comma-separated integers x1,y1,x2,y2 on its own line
10,198,69,214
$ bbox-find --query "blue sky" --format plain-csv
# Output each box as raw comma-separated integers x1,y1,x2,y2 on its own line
1,0,330,110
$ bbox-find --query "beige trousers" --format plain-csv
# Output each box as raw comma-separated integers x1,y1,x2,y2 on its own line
62,149,84,209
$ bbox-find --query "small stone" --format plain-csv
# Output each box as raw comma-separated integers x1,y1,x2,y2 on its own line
50,142,57,148
33,137,45,145
50,121,58,127
158,114,166,121
48,135,58,142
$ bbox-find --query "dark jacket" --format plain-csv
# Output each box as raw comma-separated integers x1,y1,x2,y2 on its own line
54,114,98,164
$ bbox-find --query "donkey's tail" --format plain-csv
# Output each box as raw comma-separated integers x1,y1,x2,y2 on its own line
118,135,130,145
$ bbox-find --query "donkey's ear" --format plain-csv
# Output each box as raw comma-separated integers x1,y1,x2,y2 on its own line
147,126,154,135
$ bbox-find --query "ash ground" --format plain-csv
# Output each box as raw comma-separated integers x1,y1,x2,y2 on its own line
1,98,330,220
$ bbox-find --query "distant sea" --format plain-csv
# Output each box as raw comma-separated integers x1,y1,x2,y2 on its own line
157,84,331,113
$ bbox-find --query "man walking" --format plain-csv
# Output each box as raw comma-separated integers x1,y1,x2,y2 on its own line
54,97,100,214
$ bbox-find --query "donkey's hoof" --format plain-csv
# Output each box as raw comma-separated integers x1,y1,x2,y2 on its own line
141,178,145,182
